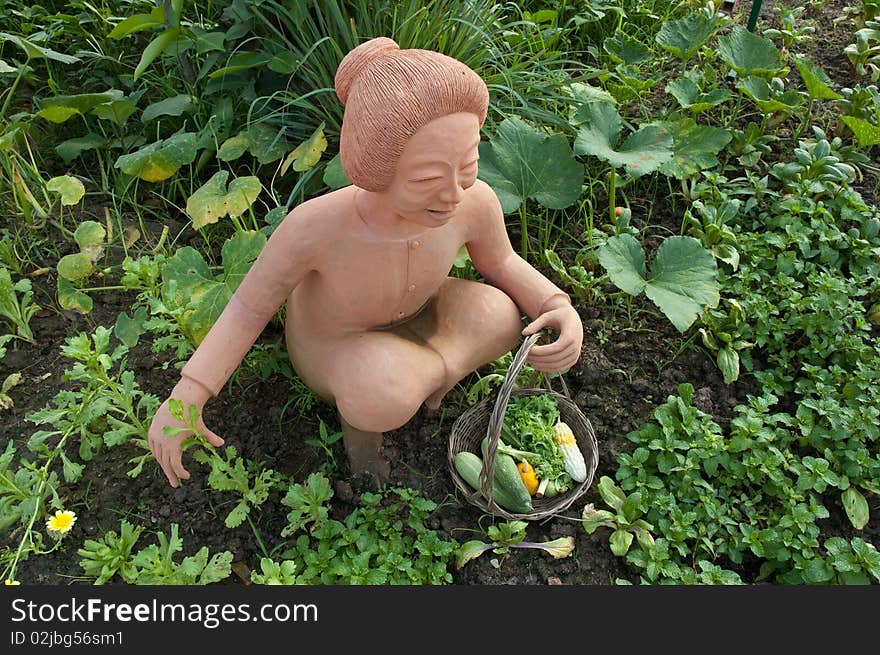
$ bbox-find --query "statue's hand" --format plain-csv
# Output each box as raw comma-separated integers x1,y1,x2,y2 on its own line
521,304,583,373
147,381,225,488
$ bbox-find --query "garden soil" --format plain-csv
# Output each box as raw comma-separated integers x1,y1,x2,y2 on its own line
2,0,878,586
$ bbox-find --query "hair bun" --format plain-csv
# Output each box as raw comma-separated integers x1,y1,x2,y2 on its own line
335,37,400,104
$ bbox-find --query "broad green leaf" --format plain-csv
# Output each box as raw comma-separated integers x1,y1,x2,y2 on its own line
717,26,784,78
114,307,148,348
37,91,123,123
46,175,85,206
598,234,719,332
217,134,250,162
655,13,720,61
208,51,272,78
791,54,842,100
0,33,81,63
666,78,730,112
841,116,880,147
91,99,137,126
221,231,267,290
186,171,262,229
194,31,226,54
55,133,107,164
565,82,617,125
246,123,289,165
655,118,732,179
717,346,740,384
268,50,300,74
57,277,92,313
142,94,198,122
74,221,106,256
737,76,805,114
57,253,94,281
114,132,198,182
281,122,327,175
478,116,584,213
455,540,492,569
0,59,16,74
595,233,646,296
107,7,165,39
603,31,652,65
842,487,869,530
323,153,351,189
134,28,180,81
574,102,673,177
609,529,634,556
162,232,265,344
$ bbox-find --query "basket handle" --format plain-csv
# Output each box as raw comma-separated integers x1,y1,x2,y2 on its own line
479,332,570,509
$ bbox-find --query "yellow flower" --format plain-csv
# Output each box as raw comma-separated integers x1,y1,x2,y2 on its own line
46,510,77,535
4,579,20,586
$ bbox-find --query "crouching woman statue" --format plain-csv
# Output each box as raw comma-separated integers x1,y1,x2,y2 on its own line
148,37,583,486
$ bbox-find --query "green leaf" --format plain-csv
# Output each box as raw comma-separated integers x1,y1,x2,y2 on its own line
37,91,124,123
221,231,266,290
791,54,842,101
134,28,180,81
114,307,148,348
477,116,584,213
57,277,92,313
595,233,646,296
574,102,673,177
74,221,106,259
142,94,198,122
0,32,81,63
666,78,730,112
46,175,85,206
245,124,288,165
57,253,94,282
655,13,720,61
280,122,327,175
842,487,869,530
565,82,617,125
55,134,107,164
717,346,740,384
609,529,634,556
185,171,262,229
114,132,198,182
717,26,785,78
737,76,805,114
107,7,165,39
603,31,652,65
598,234,719,332
217,134,250,162
455,540,492,569
841,116,880,147
0,59,17,74
91,99,138,126
655,118,732,179
322,153,351,189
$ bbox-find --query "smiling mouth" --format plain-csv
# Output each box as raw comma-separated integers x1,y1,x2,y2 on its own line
426,207,457,218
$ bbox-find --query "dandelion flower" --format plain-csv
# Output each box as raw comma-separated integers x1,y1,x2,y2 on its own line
4,579,20,586
46,510,77,535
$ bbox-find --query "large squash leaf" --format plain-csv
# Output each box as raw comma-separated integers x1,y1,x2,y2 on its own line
655,13,721,62
598,234,719,332
573,102,673,177
654,118,732,179
161,231,266,344
477,116,583,213
115,132,198,182
186,171,262,229
718,26,785,78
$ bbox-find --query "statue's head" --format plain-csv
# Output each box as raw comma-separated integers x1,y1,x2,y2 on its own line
335,37,490,192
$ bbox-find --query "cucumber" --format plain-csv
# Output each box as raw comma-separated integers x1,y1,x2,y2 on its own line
480,437,534,513
454,451,533,514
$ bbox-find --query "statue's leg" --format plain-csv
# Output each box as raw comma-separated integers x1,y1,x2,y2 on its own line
338,412,389,485
405,278,524,410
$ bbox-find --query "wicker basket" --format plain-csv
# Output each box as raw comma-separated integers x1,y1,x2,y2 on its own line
448,333,599,521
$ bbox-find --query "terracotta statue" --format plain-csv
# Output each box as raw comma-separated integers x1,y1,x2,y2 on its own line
148,37,584,487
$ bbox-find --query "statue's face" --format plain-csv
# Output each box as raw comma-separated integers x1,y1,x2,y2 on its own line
384,112,481,228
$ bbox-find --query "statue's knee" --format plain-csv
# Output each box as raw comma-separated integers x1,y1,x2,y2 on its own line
485,286,523,347
336,385,422,433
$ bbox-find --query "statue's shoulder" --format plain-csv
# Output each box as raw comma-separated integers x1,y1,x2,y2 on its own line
280,186,357,231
